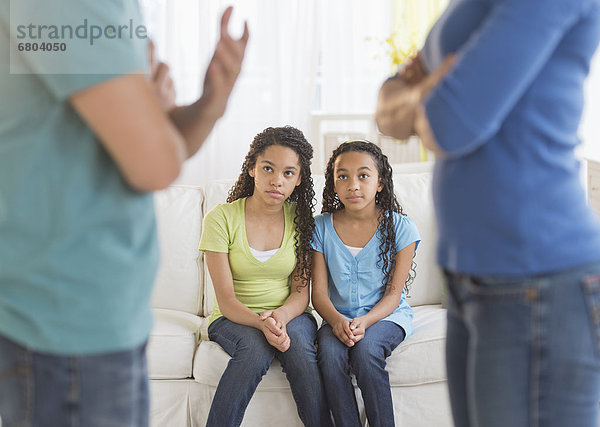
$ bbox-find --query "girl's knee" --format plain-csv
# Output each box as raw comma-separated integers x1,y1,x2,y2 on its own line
232,347,274,375
350,342,386,367
286,327,314,346
286,316,317,348
318,345,348,370
287,313,316,335
234,334,275,361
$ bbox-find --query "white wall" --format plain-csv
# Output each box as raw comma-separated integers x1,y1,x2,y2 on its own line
581,49,600,161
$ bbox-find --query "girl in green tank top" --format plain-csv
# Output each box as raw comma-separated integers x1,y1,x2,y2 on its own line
199,126,332,427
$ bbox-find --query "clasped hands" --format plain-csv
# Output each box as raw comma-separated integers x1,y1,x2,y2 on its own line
332,315,368,347
259,309,291,352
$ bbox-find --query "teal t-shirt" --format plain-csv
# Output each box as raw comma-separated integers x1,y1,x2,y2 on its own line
0,0,158,354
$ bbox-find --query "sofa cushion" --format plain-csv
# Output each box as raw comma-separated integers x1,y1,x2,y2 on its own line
393,172,444,306
148,308,203,379
153,186,204,315
193,340,294,391
192,306,446,388
387,305,447,385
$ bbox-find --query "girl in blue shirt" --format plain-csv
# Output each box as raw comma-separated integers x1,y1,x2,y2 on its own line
311,140,421,427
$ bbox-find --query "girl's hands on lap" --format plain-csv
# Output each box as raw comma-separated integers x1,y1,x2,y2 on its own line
260,316,290,352
258,290,306,353
332,316,357,347
349,317,368,343
259,308,289,329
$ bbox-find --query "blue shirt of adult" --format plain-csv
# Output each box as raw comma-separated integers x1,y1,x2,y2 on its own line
421,0,600,275
312,212,421,337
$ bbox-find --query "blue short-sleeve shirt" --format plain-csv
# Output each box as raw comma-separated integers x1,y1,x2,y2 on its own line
312,212,421,337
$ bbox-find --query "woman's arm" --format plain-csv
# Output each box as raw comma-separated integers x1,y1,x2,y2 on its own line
349,243,416,340
416,0,588,158
375,54,428,140
311,251,356,347
205,251,289,351
375,54,454,150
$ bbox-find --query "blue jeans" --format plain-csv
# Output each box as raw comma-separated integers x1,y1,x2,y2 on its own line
317,320,405,427
0,334,149,427
206,312,332,427
445,261,600,427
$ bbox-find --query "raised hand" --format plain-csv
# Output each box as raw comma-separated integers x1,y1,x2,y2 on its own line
201,6,250,120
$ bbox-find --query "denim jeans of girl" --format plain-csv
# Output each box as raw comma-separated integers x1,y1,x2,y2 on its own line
206,312,332,427
0,335,148,427
317,319,405,427
445,260,600,427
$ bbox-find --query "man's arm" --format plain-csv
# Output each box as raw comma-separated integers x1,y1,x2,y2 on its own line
70,74,186,191
169,6,249,158
69,7,249,192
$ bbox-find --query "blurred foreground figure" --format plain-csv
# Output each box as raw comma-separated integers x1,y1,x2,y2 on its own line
0,2,248,425
376,0,600,426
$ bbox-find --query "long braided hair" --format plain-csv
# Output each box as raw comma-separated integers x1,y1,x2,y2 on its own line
227,126,315,290
321,140,417,292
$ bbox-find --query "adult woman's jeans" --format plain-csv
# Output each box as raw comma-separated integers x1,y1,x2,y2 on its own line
0,335,149,427
317,320,405,427
206,312,332,427
445,260,600,427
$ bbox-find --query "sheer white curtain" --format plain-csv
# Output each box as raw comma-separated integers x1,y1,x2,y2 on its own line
141,0,320,184
140,0,600,182
317,0,393,114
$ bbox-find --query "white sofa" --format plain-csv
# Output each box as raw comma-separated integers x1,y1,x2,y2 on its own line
147,162,452,426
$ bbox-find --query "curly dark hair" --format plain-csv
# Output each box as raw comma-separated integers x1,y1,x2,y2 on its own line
321,140,417,293
227,126,315,290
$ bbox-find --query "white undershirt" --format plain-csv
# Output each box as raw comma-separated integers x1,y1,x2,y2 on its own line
249,246,279,262
344,244,363,257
